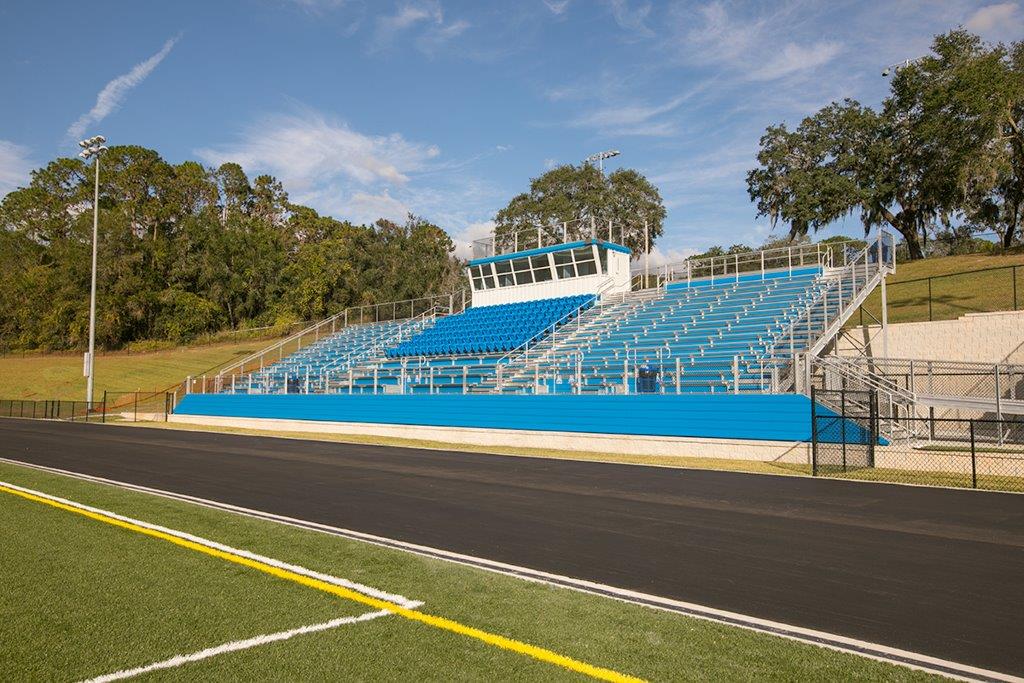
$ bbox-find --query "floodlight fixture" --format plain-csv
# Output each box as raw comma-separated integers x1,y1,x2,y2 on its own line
882,57,923,78
584,149,621,172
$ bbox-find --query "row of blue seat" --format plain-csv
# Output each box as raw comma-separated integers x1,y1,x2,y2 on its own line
388,295,592,357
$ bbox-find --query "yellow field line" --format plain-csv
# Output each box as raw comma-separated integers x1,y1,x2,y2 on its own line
0,482,643,683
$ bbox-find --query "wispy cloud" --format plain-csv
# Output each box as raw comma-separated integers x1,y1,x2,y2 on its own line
0,141,35,198
371,1,469,54
670,2,841,82
66,35,179,141
748,41,843,81
543,0,571,15
605,0,653,37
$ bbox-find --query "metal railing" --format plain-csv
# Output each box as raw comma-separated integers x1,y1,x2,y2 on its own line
629,239,871,290
473,217,630,259
205,292,466,396
761,232,896,392
835,357,1024,417
492,278,617,390
860,263,1022,324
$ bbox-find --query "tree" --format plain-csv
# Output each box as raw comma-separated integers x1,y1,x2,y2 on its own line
747,29,1023,259
494,164,666,255
0,145,466,351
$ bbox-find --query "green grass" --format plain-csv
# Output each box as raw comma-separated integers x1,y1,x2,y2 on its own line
857,252,1024,325
0,461,941,681
0,339,266,400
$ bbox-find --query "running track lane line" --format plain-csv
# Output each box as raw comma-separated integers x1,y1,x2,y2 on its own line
0,480,643,683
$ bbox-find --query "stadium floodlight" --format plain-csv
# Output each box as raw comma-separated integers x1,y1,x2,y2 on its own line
882,57,923,78
78,135,108,405
584,149,621,173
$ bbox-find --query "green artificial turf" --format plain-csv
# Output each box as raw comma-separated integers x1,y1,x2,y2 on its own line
0,461,943,682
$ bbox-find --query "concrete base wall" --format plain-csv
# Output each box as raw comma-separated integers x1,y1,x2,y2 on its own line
169,413,811,464
838,310,1024,363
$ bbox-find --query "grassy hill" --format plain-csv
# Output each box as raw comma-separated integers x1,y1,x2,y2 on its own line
857,251,1024,325
0,339,266,401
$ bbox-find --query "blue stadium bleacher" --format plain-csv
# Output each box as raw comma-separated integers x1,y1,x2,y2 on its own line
388,295,593,357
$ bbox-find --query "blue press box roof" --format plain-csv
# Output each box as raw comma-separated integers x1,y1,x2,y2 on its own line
468,239,632,267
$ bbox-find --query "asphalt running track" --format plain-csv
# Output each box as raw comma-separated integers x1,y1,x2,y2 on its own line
2,419,1023,676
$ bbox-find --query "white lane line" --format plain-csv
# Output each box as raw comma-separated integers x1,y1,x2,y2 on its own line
80,609,391,683
0,474,422,610
2,456,1019,683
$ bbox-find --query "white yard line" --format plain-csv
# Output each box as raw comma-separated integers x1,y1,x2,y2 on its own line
80,609,392,682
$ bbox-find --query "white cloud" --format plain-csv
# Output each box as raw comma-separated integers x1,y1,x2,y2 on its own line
347,191,411,223
605,0,653,37
748,41,842,81
67,36,179,141
0,141,35,198
672,2,841,82
573,94,684,135
641,246,701,267
964,2,1024,39
451,220,495,259
543,0,570,15
371,1,468,54
196,109,439,190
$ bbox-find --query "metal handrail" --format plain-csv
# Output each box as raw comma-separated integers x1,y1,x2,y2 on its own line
319,305,446,375
763,232,895,377
215,292,463,383
630,239,867,289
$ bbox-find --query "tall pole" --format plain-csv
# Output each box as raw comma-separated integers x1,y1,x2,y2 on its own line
644,221,649,287
86,154,100,404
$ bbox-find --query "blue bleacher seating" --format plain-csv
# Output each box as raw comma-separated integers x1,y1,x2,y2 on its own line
387,295,592,358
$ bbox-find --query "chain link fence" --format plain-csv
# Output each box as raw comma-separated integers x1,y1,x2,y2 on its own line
812,388,1024,492
0,392,172,424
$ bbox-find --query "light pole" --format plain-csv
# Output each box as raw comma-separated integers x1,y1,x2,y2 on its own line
79,135,108,404
584,149,620,173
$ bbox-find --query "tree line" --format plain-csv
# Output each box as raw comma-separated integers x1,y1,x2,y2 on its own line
747,30,1023,259
0,147,462,350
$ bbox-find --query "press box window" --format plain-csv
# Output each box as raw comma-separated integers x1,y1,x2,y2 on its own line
512,257,534,285
573,247,598,277
553,250,575,279
531,255,553,282
494,261,515,287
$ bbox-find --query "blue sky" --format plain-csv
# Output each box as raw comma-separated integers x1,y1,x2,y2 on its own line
1,1,1022,262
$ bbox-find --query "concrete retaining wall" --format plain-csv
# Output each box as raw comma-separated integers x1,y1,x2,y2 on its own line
839,311,1024,363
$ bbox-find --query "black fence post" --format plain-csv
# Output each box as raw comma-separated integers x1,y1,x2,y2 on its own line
1014,266,1019,311
102,390,107,424
970,420,977,489
810,386,818,476
927,278,933,321
868,390,877,468
840,390,848,472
